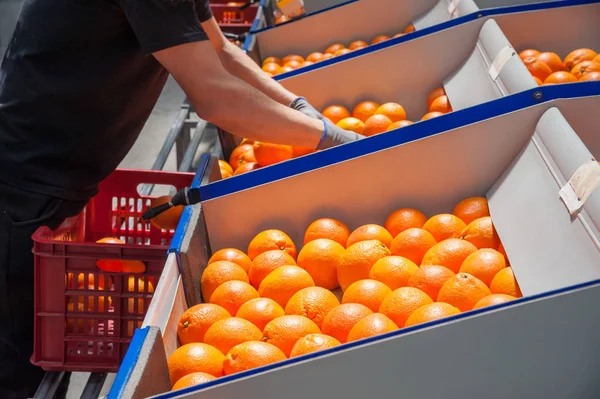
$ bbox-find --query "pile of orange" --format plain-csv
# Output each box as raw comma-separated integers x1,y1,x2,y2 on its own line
519,47,600,84
169,196,522,392
261,24,416,77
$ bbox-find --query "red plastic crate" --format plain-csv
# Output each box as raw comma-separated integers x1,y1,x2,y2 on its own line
31,169,194,372
211,4,258,34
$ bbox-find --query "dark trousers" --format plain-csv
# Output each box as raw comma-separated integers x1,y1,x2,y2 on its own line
0,182,87,399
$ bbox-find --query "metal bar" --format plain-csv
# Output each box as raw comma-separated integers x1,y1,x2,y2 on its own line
81,373,107,399
33,371,67,398
178,120,210,172
175,119,193,168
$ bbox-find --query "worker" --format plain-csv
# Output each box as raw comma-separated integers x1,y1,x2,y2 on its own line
0,0,363,397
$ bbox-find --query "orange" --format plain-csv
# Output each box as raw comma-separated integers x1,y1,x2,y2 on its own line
275,65,294,75
96,237,124,244
390,228,437,265
352,101,380,122
247,229,297,260
290,333,341,357
544,71,577,84
427,87,446,109
262,56,281,66
387,120,413,130
220,168,232,179
304,217,350,247
379,287,433,326
371,35,391,44
210,280,259,316
375,102,407,123
459,248,506,286
168,343,225,384
422,214,467,242
275,15,289,24
236,298,285,331
347,224,393,249
490,267,522,297
249,249,297,289
239,138,254,146
349,40,369,50
262,62,280,74
334,48,351,57
563,48,598,69
336,117,365,134
209,248,252,273
223,341,286,375
518,49,540,60
337,240,391,291
283,60,302,69
571,60,600,79
149,195,183,232
473,294,516,310
233,162,260,175
292,146,316,158
253,142,293,167
203,317,262,355
229,144,256,171
262,315,321,356
393,33,405,38
522,57,553,82
533,76,543,85
460,216,500,249
407,265,455,301
437,273,491,311
342,279,392,312
285,286,340,327
369,256,419,290
421,238,478,273
325,43,345,54
306,52,325,63
320,303,373,343
201,261,249,302
218,160,234,175
301,61,314,68
282,55,304,65
347,313,398,342
322,105,351,125
126,277,154,314
595,54,600,64
421,111,444,121
296,238,344,290
452,197,489,224
171,372,216,391
580,71,600,81
258,266,315,308
177,303,231,345
321,53,334,61
497,242,508,261
363,114,393,136
429,95,452,114
404,24,415,33
384,208,427,238
404,302,461,327
536,52,566,73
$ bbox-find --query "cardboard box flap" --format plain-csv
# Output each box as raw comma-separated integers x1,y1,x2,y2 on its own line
444,19,536,111
414,0,480,30
488,108,600,297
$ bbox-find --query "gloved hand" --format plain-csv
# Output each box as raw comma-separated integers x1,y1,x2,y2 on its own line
317,119,365,150
289,97,325,121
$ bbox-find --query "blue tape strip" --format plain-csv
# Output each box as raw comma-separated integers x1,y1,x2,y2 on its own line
108,327,150,399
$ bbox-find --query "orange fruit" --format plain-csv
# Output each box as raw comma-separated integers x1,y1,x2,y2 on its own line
363,114,393,136
347,313,398,342
452,197,489,224
375,102,407,123
460,216,500,249
168,343,225,384
337,240,391,291
437,273,491,311
247,229,297,260
233,162,260,175
336,117,365,134
387,120,413,130
201,261,249,302
522,57,553,82
544,71,577,84
533,76,543,85
320,303,373,343
334,48,351,57
258,266,315,308
236,298,285,331
262,62,280,74
421,238,478,273
325,43,345,54
429,95,452,114
149,195,184,232
427,87,446,109
249,249,296,288
580,71,600,81
393,33,405,38
126,277,154,314
253,142,293,167
390,228,437,265
229,144,256,171
285,286,340,327
321,53,334,61
239,138,255,146
564,48,598,69
371,35,391,44
497,242,508,261
223,341,286,375
536,52,566,73
421,112,444,121
275,65,294,75
262,56,281,66
490,267,522,297
301,61,314,68
220,168,232,179
347,224,393,249
210,280,259,316
352,101,381,122
177,303,231,345
292,146,316,158
171,372,216,391
404,24,415,33
379,287,433,326
282,55,304,65
342,279,392,312
218,160,234,175
203,317,263,355
296,238,344,290
290,333,341,357
304,217,350,247
459,248,506,286
571,60,600,79
518,49,540,60
404,302,461,327
349,40,369,50
407,265,455,301
473,293,516,310
384,208,427,238
322,105,351,125
209,248,252,273
306,52,325,63
274,15,289,24
369,256,419,290
262,315,321,356
96,237,124,244
422,214,467,242
595,54,600,64
283,60,302,69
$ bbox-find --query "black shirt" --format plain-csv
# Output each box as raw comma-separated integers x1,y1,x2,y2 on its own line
0,0,212,200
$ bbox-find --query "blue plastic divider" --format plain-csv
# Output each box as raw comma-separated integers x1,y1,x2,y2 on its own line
108,327,150,399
